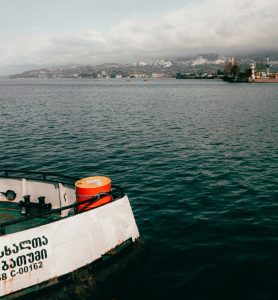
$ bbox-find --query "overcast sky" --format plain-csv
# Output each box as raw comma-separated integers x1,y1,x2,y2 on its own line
0,0,277,74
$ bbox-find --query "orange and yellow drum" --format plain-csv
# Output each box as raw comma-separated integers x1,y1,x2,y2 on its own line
75,176,112,212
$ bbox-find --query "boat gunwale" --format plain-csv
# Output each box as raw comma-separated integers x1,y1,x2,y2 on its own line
0,169,78,187
0,170,125,235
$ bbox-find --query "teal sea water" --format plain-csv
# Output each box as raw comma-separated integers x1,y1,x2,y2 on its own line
0,79,277,299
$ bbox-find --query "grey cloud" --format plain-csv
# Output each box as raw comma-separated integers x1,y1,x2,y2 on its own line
1,0,278,73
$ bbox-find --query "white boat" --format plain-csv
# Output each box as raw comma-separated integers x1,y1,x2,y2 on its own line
0,170,140,298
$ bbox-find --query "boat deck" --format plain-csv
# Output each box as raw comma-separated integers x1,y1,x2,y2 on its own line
0,201,62,235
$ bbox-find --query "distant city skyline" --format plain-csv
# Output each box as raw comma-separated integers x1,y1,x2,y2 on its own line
0,0,277,75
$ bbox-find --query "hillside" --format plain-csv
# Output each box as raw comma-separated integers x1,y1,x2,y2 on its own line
9,53,278,79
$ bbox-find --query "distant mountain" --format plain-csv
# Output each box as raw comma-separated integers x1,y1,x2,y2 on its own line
190,54,226,66
130,54,226,68
131,59,173,68
9,53,278,79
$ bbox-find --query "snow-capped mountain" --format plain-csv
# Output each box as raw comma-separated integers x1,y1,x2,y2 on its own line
8,50,278,79
151,60,173,68
191,56,208,66
191,56,226,66
9,54,229,78
131,55,226,69
11,52,278,79
132,59,173,68
190,54,226,66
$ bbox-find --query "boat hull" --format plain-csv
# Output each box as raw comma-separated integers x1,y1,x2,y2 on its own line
0,196,139,298
248,78,278,83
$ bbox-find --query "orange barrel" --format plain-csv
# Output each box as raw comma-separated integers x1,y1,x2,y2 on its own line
75,176,112,212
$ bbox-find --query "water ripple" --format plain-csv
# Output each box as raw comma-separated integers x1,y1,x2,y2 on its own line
0,79,277,299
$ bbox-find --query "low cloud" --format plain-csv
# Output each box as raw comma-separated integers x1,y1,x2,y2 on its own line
1,0,278,74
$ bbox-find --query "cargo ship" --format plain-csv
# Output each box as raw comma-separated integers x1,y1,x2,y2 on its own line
0,170,140,298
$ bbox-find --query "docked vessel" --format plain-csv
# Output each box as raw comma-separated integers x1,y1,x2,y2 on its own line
222,56,278,83
248,77,278,83
248,57,278,83
0,170,140,298
222,75,247,83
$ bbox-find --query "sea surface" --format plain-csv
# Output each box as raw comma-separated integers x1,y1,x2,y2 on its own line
0,78,277,299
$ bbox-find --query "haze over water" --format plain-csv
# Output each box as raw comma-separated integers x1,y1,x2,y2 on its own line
0,78,277,299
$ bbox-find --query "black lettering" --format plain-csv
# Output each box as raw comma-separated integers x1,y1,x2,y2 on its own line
17,255,27,266
9,258,16,269
12,243,19,254
1,260,9,271
18,267,24,274
4,246,11,256
32,237,42,248
42,235,48,246
19,240,31,251
34,251,41,261
10,270,16,277
23,266,28,273
1,273,7,280
27,252,34,263
38,261,43,268
41,249,47,259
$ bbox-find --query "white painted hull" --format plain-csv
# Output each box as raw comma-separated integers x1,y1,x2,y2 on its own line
0,173,140,298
